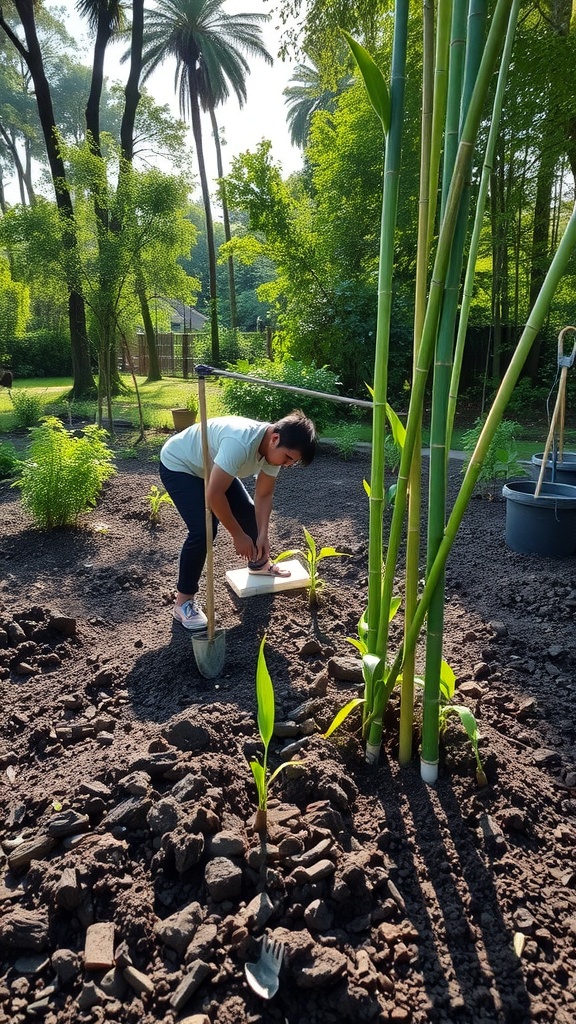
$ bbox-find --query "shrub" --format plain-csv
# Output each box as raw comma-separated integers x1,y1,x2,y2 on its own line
10,389,45,427
0,441,22,479
461,417,526,493
330,423,363,460
219,359,341,431
5,329,72,378
15,416,116,527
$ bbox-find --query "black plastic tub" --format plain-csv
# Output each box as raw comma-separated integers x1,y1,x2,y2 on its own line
502,479,576,556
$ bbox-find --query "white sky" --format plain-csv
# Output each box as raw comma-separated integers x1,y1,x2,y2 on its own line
77,1,303,192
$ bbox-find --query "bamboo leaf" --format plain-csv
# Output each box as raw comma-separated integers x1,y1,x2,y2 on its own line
363,478,371,497
317,547,346,559
303,526,316,557
324,697,365,738
273,549,301,562
448,705,480,746
389,596,402,622
362,653,385,688
386,403,406,448
358,611,369,644
346,636,367,655
255,636,275,748
440,660,456,701
249,759,266,807
268,760,304,785
342,30,390,132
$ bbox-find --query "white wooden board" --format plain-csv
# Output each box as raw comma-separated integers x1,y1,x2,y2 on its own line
225,559,310,598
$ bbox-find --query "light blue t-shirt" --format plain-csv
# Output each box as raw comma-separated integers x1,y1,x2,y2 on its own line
160,416,281,480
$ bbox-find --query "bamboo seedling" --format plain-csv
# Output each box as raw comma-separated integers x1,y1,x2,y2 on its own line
249,637,302,834
415,661,487,787
146,484,174,524
274,527,347,606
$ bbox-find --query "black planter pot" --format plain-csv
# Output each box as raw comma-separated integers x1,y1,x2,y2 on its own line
529,451,576,485
502,479,576,556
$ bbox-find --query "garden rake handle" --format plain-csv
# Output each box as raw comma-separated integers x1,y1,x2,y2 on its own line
535,367,567,497
198,375,216,640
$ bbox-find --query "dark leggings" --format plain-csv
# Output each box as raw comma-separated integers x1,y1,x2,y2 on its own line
159,463,259,595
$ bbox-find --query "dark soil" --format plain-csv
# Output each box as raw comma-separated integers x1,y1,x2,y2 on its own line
1,435,575,1024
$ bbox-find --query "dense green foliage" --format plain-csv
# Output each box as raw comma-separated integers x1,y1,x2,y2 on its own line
0,441,22,479
461,417,526,490
9,388,45,427
15,417,116,528
218,358,341,430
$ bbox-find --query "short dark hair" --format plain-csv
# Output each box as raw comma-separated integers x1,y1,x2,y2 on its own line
272,409,317,466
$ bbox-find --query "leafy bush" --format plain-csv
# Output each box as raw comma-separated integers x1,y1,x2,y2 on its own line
461,417,526,493
0,441,22,479
219,359,341,431
10,389,45,427
330,423,363,459
4,329,72,378
15,417,116,527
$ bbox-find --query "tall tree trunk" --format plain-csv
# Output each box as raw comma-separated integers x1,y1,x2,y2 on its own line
525,131,557,380
136,272,161,381
209,106,237,329
122,0,161,381
188,65,219,365
1,0,95,398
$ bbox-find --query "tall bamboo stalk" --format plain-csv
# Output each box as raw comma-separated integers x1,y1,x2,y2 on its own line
389,201,576,693
421,0,488,784
399,0,434,767
361,2,410,763
447,0,521,443
366,0,514,763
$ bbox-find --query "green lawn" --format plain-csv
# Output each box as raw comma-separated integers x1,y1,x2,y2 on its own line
0,375,225,433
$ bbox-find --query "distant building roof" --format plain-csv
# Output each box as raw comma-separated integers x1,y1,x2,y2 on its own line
167,300,208,332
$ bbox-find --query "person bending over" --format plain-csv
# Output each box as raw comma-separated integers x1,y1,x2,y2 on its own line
159,409,317,630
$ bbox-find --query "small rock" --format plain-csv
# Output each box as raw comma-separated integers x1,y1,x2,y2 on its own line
84,922,115,970
51,949,81,984
170,961,211,1010
304,899,333,931
204,857,243,901
123,966,155,997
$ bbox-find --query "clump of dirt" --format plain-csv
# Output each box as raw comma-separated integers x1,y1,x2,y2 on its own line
0,441,575,1024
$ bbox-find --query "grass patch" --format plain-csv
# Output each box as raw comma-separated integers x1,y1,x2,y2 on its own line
0,376,224,433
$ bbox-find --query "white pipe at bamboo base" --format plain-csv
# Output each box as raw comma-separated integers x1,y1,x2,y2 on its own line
420,758,439,784
365,742,381,765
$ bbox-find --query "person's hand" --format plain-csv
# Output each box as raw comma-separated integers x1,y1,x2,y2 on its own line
255,534,270,564
232,530,257,561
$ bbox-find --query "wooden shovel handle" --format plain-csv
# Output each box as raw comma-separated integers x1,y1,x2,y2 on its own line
198,376,215,640
535,367,567,497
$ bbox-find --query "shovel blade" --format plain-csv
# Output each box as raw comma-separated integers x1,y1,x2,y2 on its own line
191,628,226,679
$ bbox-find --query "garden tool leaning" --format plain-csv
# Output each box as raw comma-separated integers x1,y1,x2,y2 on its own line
535,325,576,496
191,370,226,679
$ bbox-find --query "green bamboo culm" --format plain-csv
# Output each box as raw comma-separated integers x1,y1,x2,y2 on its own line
389,200,576,698
341,28,392,673
399,0,435,767
369,0,515,763
344,3,409,764
446,0,521,444
421,0,488,784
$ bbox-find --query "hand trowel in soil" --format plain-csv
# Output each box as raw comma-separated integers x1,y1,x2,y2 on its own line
191,372,226,679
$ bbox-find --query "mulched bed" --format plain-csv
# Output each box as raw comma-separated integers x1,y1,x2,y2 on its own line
0,434,575,1024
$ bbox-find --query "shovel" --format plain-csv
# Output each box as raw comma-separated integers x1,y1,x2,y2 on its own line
191,372,226,679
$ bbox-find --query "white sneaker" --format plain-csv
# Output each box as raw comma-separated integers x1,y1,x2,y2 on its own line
172,599,208,631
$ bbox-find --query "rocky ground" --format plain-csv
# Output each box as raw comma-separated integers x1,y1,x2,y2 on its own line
0,434,575,1024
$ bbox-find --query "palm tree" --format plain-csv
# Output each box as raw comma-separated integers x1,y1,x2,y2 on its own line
284,55,352,149
141,0,272,364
